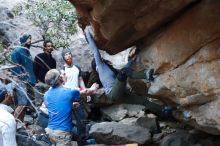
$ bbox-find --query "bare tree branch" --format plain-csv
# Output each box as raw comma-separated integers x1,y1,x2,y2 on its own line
31,39,44,44
30,45,43,49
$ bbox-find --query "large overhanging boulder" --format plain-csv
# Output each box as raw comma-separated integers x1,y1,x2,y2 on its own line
69,0,220,135
69,0,199,54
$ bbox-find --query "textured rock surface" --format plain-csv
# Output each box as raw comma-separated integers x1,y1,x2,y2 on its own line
70,0,220,134
69,0,198,54
89,122,151,145
101,104,145,121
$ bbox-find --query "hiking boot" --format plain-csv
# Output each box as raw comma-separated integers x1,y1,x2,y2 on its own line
145,68,155,81
117,68,128,81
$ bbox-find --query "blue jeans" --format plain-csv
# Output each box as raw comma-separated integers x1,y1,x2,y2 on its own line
37,112,49,129
5,82,30,106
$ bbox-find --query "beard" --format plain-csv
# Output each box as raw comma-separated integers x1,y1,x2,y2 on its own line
24,44,31,49
45,49,53,54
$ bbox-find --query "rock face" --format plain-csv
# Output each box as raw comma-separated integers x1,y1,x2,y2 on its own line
69,0,199,54
70,0,220,134
89,122,151,145
101,104,145,121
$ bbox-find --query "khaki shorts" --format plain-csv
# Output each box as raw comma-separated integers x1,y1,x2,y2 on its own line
45,128,72,146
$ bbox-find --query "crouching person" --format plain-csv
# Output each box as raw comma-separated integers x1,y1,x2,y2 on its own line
43,69,98,146
0,83,17,146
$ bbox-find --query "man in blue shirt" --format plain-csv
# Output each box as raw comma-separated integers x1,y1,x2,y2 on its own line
44,69,98,146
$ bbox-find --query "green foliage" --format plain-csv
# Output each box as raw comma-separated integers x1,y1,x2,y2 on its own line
0,43,3,51
12,4,23,16
18,0,78,48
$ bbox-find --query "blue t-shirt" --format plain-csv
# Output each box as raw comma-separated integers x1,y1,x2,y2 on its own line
44,86,80,132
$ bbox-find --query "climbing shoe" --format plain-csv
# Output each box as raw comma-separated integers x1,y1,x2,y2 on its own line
145,68,155,81
117,68,128,81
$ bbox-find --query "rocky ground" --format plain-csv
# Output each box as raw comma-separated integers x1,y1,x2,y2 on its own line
17,102,220,146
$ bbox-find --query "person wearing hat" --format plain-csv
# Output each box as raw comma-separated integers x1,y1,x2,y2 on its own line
11,34,36,85
61,48,91,142
61,48,85,91
10,34,36,121
43,69,98,146
0,81,17,146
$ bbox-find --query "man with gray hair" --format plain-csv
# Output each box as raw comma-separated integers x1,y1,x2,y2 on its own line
43,69,98,146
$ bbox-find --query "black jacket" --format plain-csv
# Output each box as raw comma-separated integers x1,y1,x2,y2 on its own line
34,53,56,83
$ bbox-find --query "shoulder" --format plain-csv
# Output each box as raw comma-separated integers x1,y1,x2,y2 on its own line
74,64,81,72
34,53,41,59
44,88,51,97
37,53,45,57
70,89,80,98
60,87,80,98
51,56,56,62
11,47,22,54
74,64,81,69
35,53,45,60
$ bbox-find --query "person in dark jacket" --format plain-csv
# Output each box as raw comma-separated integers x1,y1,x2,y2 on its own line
10,34,36,121
34,40,56,83
11,34,36,85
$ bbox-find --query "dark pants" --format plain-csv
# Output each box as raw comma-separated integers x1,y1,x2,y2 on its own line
37,112,49,129
72,104,88,146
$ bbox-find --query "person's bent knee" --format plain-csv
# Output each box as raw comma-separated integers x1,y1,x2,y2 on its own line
107,92,119,103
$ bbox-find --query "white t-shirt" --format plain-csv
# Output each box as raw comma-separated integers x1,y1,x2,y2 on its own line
0,104,17,146
63,64,80,90
0,104,14,114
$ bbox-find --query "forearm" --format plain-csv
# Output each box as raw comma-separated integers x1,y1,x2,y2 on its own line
79,88,94,97
79,77,85,88
79,83,99,97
